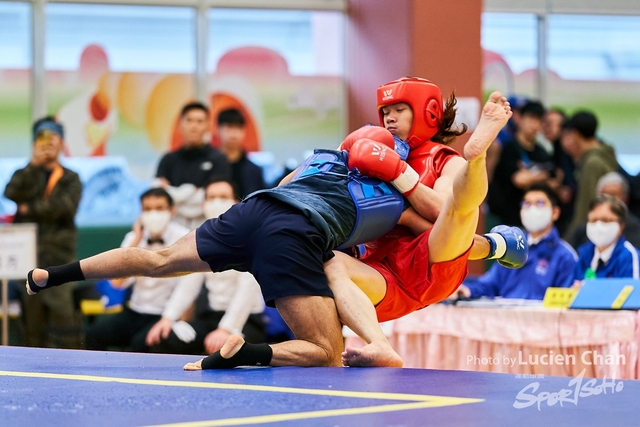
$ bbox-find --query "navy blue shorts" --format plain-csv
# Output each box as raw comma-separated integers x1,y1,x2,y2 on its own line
195,196,335,307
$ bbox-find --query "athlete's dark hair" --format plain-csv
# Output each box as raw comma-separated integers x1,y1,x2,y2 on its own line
431,92,467,146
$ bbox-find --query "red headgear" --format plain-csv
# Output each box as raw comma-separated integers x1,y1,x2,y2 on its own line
377,77,443,148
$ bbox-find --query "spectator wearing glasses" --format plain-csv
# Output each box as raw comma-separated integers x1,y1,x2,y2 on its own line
455,183,577,300
567,172,640,250
573,194,640,287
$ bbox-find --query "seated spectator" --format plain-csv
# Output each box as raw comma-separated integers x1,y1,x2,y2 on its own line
456,183,577,300
145,180,265,355
562,111,619,237
488,101,557,227
84,188,191,351
567,172,640,249
155,102,231,229
217,108,266,199
573,194,640,286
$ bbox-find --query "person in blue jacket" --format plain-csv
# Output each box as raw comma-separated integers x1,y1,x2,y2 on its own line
457,183,577,300
573,194,640,285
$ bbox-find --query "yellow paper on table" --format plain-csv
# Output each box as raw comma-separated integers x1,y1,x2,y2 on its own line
611,285,634,309
543,288,578,309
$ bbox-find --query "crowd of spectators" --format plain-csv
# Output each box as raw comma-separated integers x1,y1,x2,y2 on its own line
2,106,284,353
4,97,640,353
469,99,640,301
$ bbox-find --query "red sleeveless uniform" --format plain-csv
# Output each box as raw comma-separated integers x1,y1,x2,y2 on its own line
362,141,472,322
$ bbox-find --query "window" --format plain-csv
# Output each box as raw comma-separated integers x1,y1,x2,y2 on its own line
482,13,538,99
547,15,640,164
0,2,31,158
45,3,195,178
207,9,345,182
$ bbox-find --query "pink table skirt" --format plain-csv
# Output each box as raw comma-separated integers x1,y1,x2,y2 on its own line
384,304,640,379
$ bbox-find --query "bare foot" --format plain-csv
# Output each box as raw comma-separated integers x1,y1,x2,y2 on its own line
342,342,403,368
183,335,245,371
463,91,512,162
26,268,49,296
183,359,203,371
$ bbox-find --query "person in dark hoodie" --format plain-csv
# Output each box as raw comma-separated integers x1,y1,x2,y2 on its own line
561,111,619,238
155,102,232,229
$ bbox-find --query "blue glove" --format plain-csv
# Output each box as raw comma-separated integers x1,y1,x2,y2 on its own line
484,225,528,269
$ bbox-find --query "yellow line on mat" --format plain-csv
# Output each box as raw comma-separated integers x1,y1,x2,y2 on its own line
0,370,483,426
144,400,470,427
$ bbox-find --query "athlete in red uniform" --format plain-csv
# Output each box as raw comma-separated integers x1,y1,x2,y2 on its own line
363,78,476,321
324,79,524,367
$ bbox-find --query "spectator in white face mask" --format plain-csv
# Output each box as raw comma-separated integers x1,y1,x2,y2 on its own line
455,183,577,300
572,194,640,287
85,188,191,351
145,180,265,355
566,172,640,249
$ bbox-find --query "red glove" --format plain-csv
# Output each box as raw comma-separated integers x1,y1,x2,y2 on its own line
339,126,395,152
348,139,419,196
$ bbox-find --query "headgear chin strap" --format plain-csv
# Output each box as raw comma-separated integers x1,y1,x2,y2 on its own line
377,77,443,148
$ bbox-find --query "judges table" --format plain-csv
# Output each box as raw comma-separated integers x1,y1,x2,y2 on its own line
387,302,640,379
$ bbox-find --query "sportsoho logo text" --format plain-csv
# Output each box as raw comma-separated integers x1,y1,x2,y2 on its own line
513,369,624,411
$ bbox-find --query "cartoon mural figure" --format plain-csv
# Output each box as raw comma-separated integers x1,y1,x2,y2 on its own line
57,45,118,157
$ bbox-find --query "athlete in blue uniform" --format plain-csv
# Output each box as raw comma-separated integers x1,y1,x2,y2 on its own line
26,126,406,369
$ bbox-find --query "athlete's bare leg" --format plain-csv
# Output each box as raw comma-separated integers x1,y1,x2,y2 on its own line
30,228,344,369
184,295,344,369
321,94,508,366
27,231,211,294
324,252,403,367
428,91,511,263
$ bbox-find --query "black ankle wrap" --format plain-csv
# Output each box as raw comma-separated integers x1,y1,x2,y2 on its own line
27,262,85,294
201,343,273,369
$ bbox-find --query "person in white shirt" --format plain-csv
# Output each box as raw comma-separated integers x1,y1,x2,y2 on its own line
145,180,265,355
84,188,190,351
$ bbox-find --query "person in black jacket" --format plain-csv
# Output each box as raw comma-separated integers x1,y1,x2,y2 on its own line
155,102,231,228
4,117,82,348
488,101,558,227
217,108,266,199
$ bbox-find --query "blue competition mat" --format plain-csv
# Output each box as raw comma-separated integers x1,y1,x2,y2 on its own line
1,346,638,426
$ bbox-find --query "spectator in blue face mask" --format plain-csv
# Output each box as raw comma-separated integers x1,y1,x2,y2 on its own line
456,183,577,300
